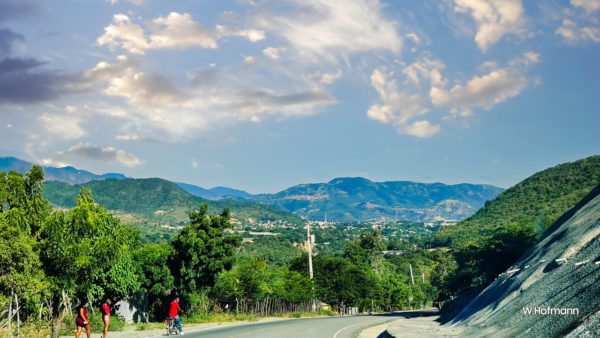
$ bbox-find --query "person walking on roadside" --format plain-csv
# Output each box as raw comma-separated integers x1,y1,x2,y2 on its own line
169,297,184,335
75,302,91,338
101,299,111,338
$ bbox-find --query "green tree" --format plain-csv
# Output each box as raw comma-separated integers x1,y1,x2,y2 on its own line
344,229,385,268
170,204,241,304
41,188,141,337
0,216,49,324
133,243,175,320
0,166,51,235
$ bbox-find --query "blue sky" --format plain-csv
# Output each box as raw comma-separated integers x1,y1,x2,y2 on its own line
0,0,598,193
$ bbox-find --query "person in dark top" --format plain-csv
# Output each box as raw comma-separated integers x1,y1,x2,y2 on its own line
169,297,184,335
101,299,111,338
75,303,91,338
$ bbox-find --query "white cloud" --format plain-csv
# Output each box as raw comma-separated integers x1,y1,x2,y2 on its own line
402,58,446,87
404,120,441,138
39,113,85,140
320,69,342,84
40,158,70,167
116,134,142,141
149,12,218,49
108,0,145,4
83,57,336,139
243,55,256,65
405,33,421,45
453,0,525,51
449,69,527,111
215,25,266,42
97,12,265,54
571,0,600,13
262,46,282,60
65,105,77,113
258,0,402,62
556,19,600,43
366,67,437,137
367,51,539,136
59,143,143,167
105,71,189,108
191,159,199,169
97,14,149,54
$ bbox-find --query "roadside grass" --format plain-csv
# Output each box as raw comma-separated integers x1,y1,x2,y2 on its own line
60,313,126,334
134,321,165,331
0,310,337,336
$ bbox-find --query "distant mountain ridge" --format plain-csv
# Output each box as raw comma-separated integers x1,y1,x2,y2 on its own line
0,157,127,184
0,157,249,199
1,156,504,222
248,177,503,222
176,182,253,200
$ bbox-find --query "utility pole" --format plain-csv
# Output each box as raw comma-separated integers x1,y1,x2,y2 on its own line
409,264,415,285
306,223,316,311
422,272,425,283
307,223,314,280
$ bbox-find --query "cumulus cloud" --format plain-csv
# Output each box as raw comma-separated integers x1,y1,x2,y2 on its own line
262,47,282,60
367,51,539,136
453,0,525,51
39,113,85,139
97,12,265,54
97,14,149,54
59,143,143,167
366,67,437,137
149,12,218,49
243,55,256,65
320,69,342,84
82,56,336,139
257,0,402,62
570,0,600,13
448,69,527,114
556,19,600,43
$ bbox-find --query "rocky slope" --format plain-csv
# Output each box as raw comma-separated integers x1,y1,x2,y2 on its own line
450,186,600,337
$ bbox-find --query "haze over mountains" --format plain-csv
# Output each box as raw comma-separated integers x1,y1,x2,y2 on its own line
0,156,503,222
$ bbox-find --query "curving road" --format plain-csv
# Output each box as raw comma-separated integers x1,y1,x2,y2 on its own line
184,313,406,338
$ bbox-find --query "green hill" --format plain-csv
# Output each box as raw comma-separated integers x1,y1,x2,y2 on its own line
44,178,305,239
435,155,600,246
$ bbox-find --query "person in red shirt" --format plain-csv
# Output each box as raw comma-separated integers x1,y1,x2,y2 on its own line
75,303,91,338
101,299,111,338
168,297,183,335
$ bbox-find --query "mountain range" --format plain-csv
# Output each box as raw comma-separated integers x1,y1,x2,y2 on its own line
248,177,503,222
0,156,503,222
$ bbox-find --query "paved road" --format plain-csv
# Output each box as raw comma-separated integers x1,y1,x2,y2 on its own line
184,314,404,338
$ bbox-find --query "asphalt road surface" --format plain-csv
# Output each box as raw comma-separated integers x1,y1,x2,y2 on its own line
185,313,406,338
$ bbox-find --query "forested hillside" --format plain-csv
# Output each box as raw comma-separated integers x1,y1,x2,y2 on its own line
432,155,600,299
44,178,305,234
435,155,600,245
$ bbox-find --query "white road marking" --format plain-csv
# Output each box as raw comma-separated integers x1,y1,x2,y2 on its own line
333,318,385,338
